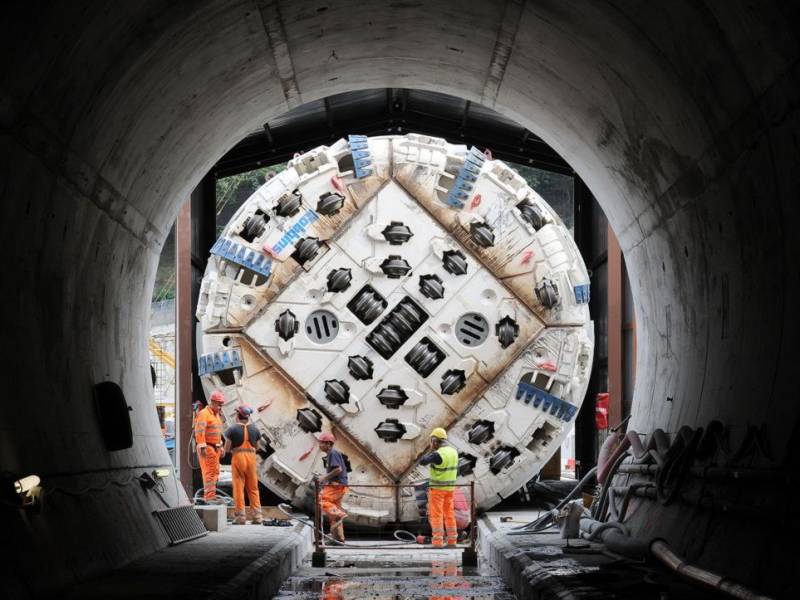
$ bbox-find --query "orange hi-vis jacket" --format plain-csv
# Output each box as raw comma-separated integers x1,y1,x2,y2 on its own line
194,406,223,448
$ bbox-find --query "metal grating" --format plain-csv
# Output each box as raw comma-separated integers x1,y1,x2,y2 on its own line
153,506,208,545
455,312,489,346
305,309,339,344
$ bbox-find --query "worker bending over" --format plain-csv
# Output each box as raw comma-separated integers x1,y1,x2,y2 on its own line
420,427,459,547
315,432,349,544
195,390,226,503
224,404,263,524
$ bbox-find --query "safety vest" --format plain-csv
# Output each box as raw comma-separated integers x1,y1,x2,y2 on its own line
429,445,459,491
194,406,223,447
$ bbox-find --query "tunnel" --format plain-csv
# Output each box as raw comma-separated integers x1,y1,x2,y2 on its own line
1,1,798,598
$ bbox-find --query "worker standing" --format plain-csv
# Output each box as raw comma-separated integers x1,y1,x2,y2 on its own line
224,404,263,525
195,390,226,503
315,432,349,544
420,428,459,547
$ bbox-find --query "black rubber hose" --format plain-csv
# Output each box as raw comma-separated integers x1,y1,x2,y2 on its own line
514,466,597,531
592,450,629,521
656,427,703,505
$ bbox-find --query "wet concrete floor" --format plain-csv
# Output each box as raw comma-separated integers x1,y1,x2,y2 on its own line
275,546,516,599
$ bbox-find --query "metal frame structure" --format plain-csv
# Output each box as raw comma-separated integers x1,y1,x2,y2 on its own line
310,481,478,568
213,88,572,178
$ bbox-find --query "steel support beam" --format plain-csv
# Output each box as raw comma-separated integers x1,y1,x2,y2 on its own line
573,179,600,478
175,175,217,497
607,225,624,430
175,200,193,496
214,112,571,177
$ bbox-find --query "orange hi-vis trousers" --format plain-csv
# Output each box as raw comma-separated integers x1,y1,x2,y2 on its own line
194,406,223,501
231,427,261,517
319,483,348,521
198,446,221,501
428,488,458,547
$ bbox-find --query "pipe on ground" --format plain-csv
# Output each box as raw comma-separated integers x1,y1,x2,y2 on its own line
579,519,774,600
650,540,773,600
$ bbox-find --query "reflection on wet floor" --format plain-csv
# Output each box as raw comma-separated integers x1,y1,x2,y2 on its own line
275,559,516,599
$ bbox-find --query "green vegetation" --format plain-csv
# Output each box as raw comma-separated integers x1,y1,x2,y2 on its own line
215,164,286,235
510,163,574,232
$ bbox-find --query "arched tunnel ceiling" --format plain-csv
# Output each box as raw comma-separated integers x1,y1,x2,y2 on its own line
1,1,799,597
213,88,572,177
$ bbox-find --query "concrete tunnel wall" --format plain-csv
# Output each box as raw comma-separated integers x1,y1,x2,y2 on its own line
0,0,798,596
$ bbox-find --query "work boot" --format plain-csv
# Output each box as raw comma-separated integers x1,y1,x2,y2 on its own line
232,511,246,525
251,510,263,525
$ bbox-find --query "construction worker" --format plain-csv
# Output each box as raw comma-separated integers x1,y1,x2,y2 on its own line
420,427,459,547
315,432,348,544
195,390,226,503
224,404,263,525
430,560,469,600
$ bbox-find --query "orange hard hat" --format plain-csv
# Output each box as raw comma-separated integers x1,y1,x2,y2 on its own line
209,390,225,404
318,432,336,443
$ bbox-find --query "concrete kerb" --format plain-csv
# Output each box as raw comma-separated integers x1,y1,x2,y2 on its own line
215,523,313,600
478,516,577,600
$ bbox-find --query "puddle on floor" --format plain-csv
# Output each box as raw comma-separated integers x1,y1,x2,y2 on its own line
274,560,516,599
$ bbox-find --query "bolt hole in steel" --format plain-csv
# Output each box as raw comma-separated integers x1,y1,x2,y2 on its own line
481,288,497,304
305,309,339,344
455,312,489,346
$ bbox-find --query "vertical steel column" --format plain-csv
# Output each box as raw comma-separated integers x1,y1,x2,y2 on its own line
311,480,326,567
573,178,599,477
462,481,478,567
175,175,218,499
175,200,193,497
607,225,624,429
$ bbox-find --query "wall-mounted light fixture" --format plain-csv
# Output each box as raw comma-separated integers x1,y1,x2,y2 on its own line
13,474,41,508
153,468,171,479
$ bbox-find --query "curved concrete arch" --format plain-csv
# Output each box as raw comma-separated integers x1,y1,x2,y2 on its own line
1,1,797,596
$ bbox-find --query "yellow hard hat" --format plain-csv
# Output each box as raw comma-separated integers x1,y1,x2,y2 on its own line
431,427,447,440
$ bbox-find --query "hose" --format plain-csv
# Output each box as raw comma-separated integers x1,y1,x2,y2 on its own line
276,503,423,549
393,529,419,542
650,540,773,600
579,519,773,598
512,466,597,532
598,434,631,483
193,487,234,506
584,520,630,541
592,451,629,521
578,517,648,559
656,426,703,505
616,483,653,523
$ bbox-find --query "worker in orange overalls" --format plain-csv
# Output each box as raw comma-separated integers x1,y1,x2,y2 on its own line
430,560,469,600
321,579,344,600
195,390,226,503
223,404,263,524
315,432,349,544
419,428,459,547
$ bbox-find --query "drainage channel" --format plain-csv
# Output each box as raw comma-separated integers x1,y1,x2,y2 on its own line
274,546,516,599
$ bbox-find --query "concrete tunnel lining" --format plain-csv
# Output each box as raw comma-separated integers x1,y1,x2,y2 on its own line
1,0,798,596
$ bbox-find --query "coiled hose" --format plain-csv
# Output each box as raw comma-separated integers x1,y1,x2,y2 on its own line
276,503,422,549
193,487,234,506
